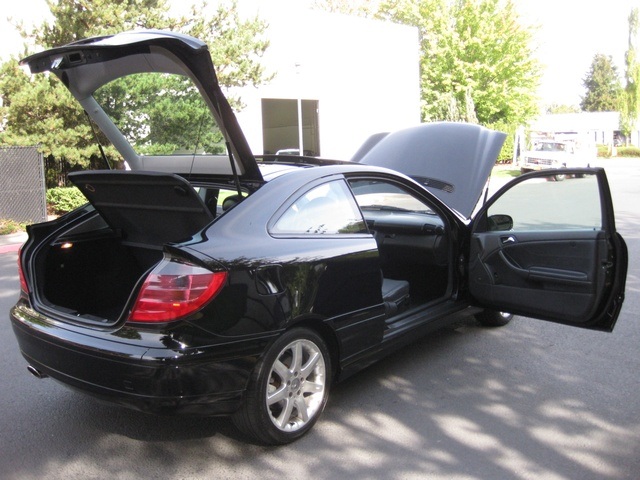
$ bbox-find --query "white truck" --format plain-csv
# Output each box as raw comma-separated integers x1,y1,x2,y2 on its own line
520,139,596,181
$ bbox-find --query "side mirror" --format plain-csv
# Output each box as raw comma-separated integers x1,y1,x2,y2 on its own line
487,214,513,231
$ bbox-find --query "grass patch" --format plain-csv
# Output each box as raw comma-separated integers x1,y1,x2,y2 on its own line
491,165,521,178
0,219,26,235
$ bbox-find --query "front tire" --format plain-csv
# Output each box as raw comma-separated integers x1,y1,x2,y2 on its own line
475,309,513,327
233,328,331,445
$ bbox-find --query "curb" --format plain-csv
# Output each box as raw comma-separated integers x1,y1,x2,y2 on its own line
0,232,28,254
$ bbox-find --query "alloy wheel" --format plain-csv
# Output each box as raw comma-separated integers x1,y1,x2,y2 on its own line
265,338,327,432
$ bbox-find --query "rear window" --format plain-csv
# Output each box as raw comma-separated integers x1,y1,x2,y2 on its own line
94,73,224,156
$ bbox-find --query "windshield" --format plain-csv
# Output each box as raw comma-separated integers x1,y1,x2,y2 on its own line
94,72,224,156
534,142,566,152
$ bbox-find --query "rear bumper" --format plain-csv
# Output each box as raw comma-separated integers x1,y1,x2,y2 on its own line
10,301,265,416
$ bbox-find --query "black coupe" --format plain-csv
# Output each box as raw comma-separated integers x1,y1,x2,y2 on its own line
10,31,627,445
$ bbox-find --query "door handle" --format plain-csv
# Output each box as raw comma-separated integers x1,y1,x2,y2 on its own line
500,235,516,245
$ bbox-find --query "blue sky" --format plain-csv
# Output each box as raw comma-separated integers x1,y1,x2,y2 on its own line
1,0,637,108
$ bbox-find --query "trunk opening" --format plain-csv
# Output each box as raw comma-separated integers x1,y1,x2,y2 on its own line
38,234,163,323
29,171,228,325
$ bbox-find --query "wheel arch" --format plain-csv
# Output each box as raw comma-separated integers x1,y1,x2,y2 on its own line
287,318,341,380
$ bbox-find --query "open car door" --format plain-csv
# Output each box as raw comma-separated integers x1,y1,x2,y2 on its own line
469,168,627,331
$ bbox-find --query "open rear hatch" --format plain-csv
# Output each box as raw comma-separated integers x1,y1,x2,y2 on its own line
20,30,263,182
34,171,214,325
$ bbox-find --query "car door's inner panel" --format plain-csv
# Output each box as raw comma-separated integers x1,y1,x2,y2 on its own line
468,171,626,327
470,228,609,324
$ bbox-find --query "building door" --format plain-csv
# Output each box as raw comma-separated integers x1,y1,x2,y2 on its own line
262,99,320,156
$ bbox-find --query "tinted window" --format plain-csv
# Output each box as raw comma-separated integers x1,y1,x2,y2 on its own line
350,179,435,213
272,180,366,235
487,173,602,231
94,73,223,156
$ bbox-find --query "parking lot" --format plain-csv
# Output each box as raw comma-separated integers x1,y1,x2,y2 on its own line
0,159,638,480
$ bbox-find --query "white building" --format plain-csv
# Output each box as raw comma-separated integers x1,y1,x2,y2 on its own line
528,112,634,146
234,5,420,160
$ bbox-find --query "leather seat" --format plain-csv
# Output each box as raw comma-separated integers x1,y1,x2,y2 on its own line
222,194,243,211
382,277,410,316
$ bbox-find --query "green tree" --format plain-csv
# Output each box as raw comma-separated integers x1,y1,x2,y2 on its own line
580,54,622,112
621,8,640,141
312,0,377,16
0,58,94,165
19,0,177,47
545,103,581,114
376,0,541,126
0,0,270,173
177,2,272,104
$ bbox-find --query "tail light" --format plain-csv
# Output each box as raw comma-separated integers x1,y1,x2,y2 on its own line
17,245,29,295
128,258,227,323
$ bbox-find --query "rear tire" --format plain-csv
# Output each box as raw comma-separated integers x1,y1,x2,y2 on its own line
475,309,513,327
232,328,331,445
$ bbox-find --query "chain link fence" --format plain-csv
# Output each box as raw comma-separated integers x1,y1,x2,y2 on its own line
0,146,47,223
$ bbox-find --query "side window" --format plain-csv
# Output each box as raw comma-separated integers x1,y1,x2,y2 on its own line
349,179,435,213
271,180,367,235
194,186,247,216
486,173,602,231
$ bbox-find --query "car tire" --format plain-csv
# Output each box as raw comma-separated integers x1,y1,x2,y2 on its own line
576,164,589,178
553,174,566,181
475,309,514,327
232,328,331,445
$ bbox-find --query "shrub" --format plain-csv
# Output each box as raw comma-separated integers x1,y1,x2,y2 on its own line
46,187,87,215
486,120,516,164
616,146,640,157
597,145,611,158
0,219,25,235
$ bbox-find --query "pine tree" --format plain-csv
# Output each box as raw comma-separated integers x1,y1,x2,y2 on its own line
580,54,623,112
